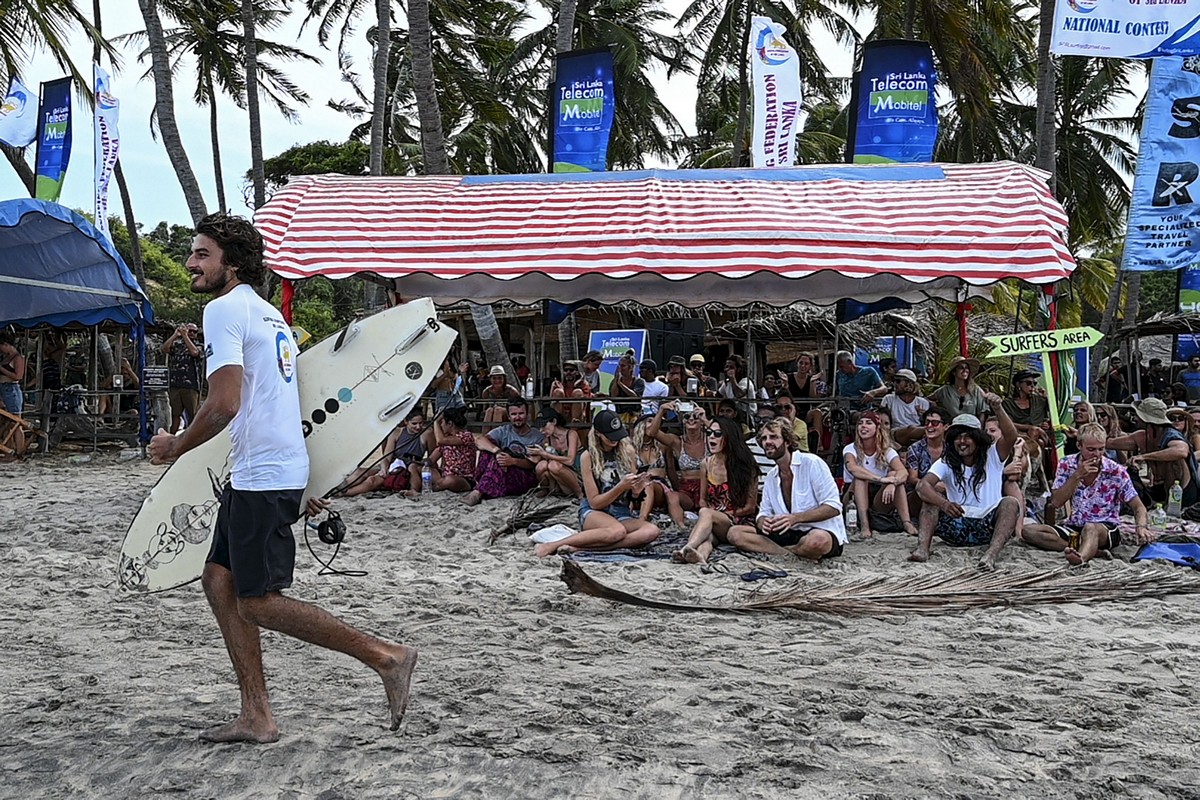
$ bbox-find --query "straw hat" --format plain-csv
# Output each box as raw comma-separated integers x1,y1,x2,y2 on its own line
943,357,980,382
1134,397,1171,426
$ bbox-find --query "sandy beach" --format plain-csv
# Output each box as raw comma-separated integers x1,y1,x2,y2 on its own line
4,453,1200,798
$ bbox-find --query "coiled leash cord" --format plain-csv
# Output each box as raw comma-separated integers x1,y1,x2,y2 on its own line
303,509,367,578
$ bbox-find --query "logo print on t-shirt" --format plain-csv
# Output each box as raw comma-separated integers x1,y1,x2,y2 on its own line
275,331,295,383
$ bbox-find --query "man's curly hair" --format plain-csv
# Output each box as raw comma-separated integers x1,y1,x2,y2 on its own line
195,212,265,287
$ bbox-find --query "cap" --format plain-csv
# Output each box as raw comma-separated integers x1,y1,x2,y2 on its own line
488,365,505,377
535,407,565,426
592,409,628,441
895,368,918,383
1013,369,1041,384
639,358,658,371
1134,397,1171,426
947,413,982,432
562,359,583,369
668,355,687,367
689,354,705,365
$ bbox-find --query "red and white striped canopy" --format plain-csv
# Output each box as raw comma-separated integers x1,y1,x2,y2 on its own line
256,161,1075,308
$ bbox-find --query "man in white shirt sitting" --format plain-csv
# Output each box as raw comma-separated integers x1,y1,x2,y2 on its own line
724,418,847,560
880,368,930,447
909,392,1020,570
639,359,669,416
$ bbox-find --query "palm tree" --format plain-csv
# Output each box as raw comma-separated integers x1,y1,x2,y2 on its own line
242,0,266,211
120,0,318,212
135,0,208,223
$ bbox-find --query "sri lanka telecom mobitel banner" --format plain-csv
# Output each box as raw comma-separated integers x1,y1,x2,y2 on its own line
847,40,938,164
1051,0,1200,58
551,48,615,173
34,77,72,202
749,16,803,167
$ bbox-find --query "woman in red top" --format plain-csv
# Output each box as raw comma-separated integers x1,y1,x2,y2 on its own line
429,407,477,493
673,415,759,564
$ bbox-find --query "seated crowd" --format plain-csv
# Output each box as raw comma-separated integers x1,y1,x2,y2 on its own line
339,351,1191,570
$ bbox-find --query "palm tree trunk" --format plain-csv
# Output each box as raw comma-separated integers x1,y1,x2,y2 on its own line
731,0,754,167
242,0,266,211
409,0,449,175
370,0,390,176
136,0,207,223
555,0,580,363
206,75,228,213
1035,0,1057,194
1,144,34,195
114,162,145,289
904,0,916,39
410,0,511,379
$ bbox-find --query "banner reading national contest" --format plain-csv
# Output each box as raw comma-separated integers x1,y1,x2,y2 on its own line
846,40,938,164
551,48,615,173
34,77,72,202
749,16,803,168
1123,56,1200,273
1051,0,1200,59
94,67,121,240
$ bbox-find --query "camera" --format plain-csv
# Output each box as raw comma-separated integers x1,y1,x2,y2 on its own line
678,401,696,414
686,377,699,394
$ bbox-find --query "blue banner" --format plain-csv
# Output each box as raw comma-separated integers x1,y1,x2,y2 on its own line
587,329,647,393
847,40,938,164
1125,57,1200,272
34,77,72,202
551,48,616,173
1177,265,1200,359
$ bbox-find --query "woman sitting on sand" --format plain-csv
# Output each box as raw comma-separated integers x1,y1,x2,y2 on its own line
527,408,582,498
534,411,661,558
629,415,687,530
1095,404,1126,464
843,411,916,537
672,415,759,564
428,407,477,493
646,401,709,513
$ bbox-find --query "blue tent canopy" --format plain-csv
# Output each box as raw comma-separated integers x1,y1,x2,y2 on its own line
0,198,153,328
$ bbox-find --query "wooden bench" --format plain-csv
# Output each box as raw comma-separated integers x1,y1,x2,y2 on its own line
0,409,32,455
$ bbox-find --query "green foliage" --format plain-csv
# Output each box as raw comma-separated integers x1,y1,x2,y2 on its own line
145,221,196,265
260,140,370,193
270,276,369,344
107,217,205,325
1138,270,1180,321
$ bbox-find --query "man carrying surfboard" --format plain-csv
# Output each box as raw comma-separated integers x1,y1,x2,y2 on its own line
149,213,416,743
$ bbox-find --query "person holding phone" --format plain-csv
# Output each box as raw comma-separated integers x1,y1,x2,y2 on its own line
534,411,661,557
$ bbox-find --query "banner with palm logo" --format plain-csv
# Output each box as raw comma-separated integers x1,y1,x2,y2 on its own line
0,78,37,148
749,16,802,167
94,67,120,240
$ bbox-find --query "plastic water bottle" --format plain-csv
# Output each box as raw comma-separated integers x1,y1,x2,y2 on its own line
421,465,433,493
525,377,535,399
1151,503,1168,530
846,503,858,532
1168,481,1183,517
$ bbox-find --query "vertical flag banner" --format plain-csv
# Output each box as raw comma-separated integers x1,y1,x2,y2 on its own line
0,78,38,147
550,48,616,173
1177,265,1200,359
94,67,121,238
846,40,938,164
1051,0,1200,59
749,16,803,168
1123,57,1200,273
34,77,73,202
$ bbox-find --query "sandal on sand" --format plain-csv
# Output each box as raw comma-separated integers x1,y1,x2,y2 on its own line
740,567,788,582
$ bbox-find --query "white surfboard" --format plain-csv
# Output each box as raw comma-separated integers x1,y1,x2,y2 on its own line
117,298,457,593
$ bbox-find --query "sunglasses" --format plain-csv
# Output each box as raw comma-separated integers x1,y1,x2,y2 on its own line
706,428,725,438
1021,380,1037,386
1096,412,1109,420
926,420,944,426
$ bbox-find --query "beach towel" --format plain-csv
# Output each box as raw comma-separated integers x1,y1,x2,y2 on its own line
1132,535,1200,569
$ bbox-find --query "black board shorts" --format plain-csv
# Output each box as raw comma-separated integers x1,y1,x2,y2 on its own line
765,524,844,559
208,485,304,597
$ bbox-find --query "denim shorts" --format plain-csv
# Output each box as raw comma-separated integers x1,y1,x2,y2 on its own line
0,382,22,415
579,497,636,526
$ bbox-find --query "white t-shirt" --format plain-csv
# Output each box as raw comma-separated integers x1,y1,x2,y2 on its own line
881,393,930,428
718,378,758,414
641,378,669,415
204,284,309,491
927,445,1006,517
842,444,899,483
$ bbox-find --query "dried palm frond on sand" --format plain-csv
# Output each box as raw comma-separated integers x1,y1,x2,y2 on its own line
488,491,572,544
559,560,1200,617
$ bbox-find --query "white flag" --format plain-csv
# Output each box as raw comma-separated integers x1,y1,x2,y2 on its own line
0,78,37,148
94,66,121,238
749,16,804,168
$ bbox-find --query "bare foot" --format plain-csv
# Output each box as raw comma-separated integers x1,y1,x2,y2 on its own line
908,549,929,563
680,545,705,564
977,553,998,571
534,541,562,558
533,486,552,498
902,521,919,537
462,490,483,507
671,549,686,564
377,644,419,731
1064,547,1085,566
200,716,280,744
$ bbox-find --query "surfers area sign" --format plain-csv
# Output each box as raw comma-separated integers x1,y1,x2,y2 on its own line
1051,0,1200,58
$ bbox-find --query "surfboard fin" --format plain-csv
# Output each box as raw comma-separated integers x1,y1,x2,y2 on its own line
394,324,432,355
332,320,362,353
380,393,417,421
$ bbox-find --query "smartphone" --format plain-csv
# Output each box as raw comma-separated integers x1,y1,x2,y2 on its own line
687,377,699,394
678,401,695,414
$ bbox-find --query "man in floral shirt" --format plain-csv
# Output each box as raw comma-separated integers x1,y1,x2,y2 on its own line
1023,423,1151,565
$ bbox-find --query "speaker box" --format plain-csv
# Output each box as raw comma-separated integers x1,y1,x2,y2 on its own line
648,319,706,369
